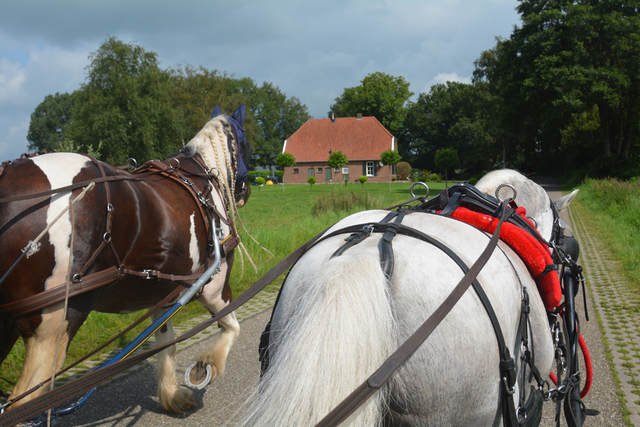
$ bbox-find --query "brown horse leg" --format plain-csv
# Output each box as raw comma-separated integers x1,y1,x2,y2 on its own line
154,313,195,413
7,306,72,408
0,317,19,367
0,317,19,398
193,255,240,385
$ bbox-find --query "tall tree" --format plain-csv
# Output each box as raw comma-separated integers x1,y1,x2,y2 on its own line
66,37,181,165
329,72,413,137
402,81,501,176
250,81,311,168
501,0,640,165
167,65,253,147
27,92,77,153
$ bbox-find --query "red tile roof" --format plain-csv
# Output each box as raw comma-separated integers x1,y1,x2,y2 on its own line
283,116,395,162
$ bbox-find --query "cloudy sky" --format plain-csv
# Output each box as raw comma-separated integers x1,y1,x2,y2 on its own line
0,0,521,163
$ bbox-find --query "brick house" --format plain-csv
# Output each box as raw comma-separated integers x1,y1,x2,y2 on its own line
281,114,397,184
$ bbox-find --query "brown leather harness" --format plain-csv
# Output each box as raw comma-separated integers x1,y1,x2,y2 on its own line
0,152,239,318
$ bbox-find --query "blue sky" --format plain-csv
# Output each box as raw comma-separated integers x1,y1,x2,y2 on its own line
0,0,521,163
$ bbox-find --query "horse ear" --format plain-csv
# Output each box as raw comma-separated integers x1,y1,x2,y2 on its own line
232,105,246,128
553,189,579,212
211,106,222,119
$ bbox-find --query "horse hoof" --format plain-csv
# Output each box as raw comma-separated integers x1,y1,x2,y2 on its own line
185,361,213,389
184,396,197,411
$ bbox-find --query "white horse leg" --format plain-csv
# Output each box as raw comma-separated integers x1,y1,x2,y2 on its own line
8,308,70,408
153,312,195,413
191,259,240,385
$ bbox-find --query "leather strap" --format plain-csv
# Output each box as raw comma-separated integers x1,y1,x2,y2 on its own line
0,265,207,318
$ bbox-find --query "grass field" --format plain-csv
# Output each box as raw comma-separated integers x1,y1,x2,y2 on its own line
0,180,442,396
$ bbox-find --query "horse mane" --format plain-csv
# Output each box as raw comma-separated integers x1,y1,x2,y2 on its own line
183,116,235,171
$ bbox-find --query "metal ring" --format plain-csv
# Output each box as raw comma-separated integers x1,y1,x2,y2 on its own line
127,157,137,168
495,183,517,203
73,274,82,283
169,158,180,170
526,216,537,228
103,232,112,243
410,181,430,199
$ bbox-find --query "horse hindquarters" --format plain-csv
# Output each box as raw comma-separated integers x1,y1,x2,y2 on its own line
237,245,397,427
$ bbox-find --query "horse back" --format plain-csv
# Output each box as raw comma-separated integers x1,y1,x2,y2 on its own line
0,152,211,316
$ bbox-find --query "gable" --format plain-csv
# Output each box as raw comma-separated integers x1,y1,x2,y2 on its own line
283,116,395,162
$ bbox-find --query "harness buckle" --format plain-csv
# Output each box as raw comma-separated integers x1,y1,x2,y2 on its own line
363,224,374,236
141,269,155,279
198,192,210,206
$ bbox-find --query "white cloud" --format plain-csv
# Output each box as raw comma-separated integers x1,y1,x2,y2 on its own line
431,72,472,85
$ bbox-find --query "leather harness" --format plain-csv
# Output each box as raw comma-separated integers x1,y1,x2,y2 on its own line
259,184,560,427
0,152,239,318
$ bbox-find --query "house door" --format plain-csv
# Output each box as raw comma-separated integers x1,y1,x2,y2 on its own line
325,167,332,182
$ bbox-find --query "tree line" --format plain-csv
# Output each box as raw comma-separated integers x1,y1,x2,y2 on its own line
330,0,640,180
29,1,640,180
27,36,311,168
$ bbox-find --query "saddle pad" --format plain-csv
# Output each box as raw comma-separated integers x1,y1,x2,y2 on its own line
448,206,561,311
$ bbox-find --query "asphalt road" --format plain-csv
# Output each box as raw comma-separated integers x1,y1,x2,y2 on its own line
50,179,625,427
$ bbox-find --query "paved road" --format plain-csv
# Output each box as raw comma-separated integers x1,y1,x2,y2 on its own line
50,179,627,426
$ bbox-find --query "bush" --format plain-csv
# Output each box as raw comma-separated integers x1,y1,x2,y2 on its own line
412,170,442,182
308,176,316,186
396,161,411,180
255,177,265,186
468,177,479,185
275,170,284,177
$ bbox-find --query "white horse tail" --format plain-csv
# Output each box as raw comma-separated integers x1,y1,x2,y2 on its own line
236,245,399,427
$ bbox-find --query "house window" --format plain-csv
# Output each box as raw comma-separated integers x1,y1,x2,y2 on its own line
317,168,323,173
366,161,375,177
293,168,299,174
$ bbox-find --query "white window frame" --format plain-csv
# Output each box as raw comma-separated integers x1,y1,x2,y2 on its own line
366,161,375,177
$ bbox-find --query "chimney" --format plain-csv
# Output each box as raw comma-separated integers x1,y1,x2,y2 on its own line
331,112,335,122
357,113,362,120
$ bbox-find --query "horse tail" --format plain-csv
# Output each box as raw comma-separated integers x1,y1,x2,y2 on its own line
237,248,399,426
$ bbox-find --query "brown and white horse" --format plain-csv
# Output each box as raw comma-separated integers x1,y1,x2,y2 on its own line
0,106,251,413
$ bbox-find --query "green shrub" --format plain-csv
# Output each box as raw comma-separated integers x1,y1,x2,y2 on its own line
468,177,479,185
255,177,265,185
396,161,411,179
275,171,283,177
